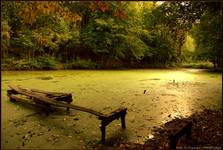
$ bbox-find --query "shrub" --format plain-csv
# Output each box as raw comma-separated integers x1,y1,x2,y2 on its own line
1,56,57,70
181,61,214,69
36,56,57,70
65,58,100,69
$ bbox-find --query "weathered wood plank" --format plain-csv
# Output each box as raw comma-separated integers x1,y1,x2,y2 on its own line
30,88,72,102
8,94,52,110
30,88,69,94
99,108,127,123
30,88,72,97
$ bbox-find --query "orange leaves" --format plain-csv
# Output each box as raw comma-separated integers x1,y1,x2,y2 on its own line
89,2,98,11
89,2,109,12
113,9,128,20
39,37,48,45
98,2,109,12
89,2,128,20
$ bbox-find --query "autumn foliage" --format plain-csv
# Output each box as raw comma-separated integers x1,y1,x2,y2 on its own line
89,2,109,12
89,2,127,20
19,2,81,25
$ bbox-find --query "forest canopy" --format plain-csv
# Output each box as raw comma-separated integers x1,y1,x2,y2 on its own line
1,1,222,70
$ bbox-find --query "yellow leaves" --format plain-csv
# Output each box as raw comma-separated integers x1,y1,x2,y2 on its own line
2,31,10,40
40,37,48,45
1,21,11,32
1,21,11,41
19,3,38,25
33,31,49,46
89,2,98,11
62,11,82,23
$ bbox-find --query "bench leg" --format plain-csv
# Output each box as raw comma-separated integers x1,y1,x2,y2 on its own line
169,137,178,150
186,123,192,139
9,97,16,102
121,114,126,129
45,104,51,116
100,125,106,144
169,122,193,149
66,102,71,111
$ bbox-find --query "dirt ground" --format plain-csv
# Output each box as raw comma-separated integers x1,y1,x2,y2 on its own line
1,69,222,149
111,108,222,150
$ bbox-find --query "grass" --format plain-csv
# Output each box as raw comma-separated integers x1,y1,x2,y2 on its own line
181,61,214,69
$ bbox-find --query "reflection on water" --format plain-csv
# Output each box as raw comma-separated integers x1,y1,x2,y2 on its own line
1,69,222,148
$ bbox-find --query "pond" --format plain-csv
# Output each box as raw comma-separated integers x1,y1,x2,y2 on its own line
1,69,222,149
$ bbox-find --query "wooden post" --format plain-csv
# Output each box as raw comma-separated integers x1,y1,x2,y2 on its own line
45,104,51,116
67,102,71,111
98,108,127,143
169,135,178,149
121,114,126,129
7,90,16,102
9,97,16,102
100,124,106,144
186,122,192,139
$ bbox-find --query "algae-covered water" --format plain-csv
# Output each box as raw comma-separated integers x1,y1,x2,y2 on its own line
1,69,222,149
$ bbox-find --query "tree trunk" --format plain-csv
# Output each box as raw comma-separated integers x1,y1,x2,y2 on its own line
28,50,31,62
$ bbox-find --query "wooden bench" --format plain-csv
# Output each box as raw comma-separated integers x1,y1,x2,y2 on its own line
167,120,193,149
7,85,127,144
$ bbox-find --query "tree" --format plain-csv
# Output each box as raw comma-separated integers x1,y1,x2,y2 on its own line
1,20,11,58
191,3,222,68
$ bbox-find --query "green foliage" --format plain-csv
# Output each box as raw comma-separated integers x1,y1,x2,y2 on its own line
11,29,35,50
114,34,148,60
2,56,57,70
191,8,222,67
1,20,11,57
65,58,99,69
82,17,152,65
36,56,57,70
1,1,221,70
1,1,23,34
182,61,214,69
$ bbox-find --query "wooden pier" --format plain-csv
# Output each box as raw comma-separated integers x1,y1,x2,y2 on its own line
7,85,127,144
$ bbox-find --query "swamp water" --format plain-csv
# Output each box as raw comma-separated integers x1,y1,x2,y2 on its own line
1,69,222,149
